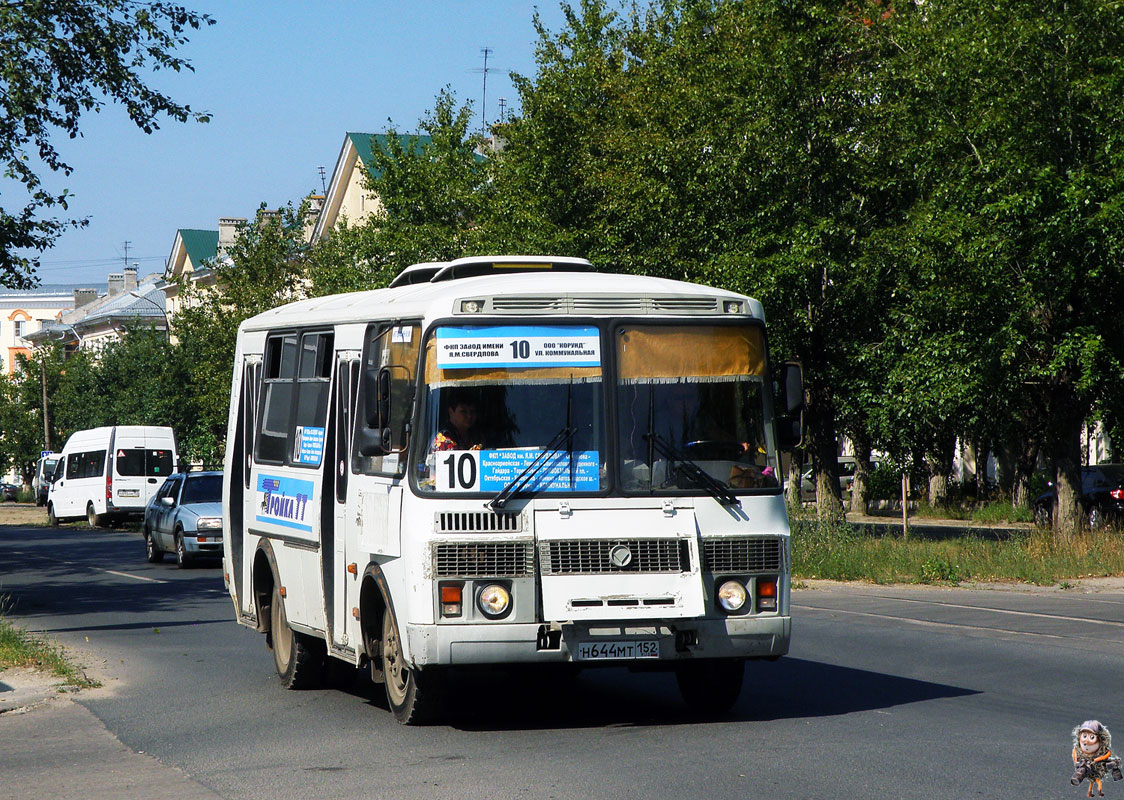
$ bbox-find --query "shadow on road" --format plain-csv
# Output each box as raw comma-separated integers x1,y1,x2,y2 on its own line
331,656,978,732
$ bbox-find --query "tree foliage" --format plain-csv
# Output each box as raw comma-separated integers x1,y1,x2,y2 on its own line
0,0,214,287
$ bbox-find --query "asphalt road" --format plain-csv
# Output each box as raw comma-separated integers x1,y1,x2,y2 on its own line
2,521,1121,799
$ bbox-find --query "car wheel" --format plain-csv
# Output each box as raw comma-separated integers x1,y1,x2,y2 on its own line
174,530,191,568
1033,504,1051,528
86,503,104,528
270,584,323,689
145,528,163,563
47,503,58,526
382,609,442,724
675,658,745,715
1089,505,1104,530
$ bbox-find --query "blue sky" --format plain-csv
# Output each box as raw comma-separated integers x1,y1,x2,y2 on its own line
22,1,567,287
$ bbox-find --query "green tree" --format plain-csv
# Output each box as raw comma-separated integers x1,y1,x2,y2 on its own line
0,371,43,485
0,0,214,287
871,0,1124,536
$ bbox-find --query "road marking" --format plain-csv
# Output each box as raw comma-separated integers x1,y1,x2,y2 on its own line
839,593,1124,628
794,603,1073,640
103,569,166,584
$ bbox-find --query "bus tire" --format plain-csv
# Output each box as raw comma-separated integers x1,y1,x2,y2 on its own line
270,584,322,689
87,503,104,528
675,659,744,715
382,610,441,725
47,503,58,526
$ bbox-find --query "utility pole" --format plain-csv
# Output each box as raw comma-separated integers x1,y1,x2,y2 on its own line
498,97,507,125
40,359,49,451
480,47,493,136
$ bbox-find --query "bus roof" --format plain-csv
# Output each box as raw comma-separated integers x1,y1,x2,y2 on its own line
239,258,764,333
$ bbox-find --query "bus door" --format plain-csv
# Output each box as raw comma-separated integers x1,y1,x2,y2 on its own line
325,355,360,648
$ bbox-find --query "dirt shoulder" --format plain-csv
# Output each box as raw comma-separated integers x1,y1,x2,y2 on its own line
0,502,49,527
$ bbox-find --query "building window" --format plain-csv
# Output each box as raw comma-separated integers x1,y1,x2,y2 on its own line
13,320,26,339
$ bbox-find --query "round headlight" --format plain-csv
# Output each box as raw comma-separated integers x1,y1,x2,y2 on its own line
476,584,511,618
717,580,748,612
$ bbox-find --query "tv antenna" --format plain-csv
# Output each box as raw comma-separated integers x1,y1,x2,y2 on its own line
498,97,507,124
317,165,327,195
472,47,494,136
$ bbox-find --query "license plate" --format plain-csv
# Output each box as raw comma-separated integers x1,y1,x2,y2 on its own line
575,640,659,661
117,489,139,497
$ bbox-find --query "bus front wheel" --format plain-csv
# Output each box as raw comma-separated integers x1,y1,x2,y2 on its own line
382,611,441,725
269,584,323,689
675,659,745,715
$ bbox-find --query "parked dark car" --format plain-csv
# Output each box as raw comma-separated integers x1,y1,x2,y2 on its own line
1032,464,1124,529
142,471,223,568
1,483,19,501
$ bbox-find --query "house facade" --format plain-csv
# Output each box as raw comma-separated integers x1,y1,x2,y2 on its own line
0,285,77,375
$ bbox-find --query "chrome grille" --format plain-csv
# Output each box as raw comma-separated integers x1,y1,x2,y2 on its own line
435,511,522,533
702,537,782,572
540,538,690,575
433,542,534,577
569,297,649,313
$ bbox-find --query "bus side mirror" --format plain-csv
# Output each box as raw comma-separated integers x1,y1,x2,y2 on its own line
776,361,804,450
363,367,392,427
782,362,804,415
357,425,392,457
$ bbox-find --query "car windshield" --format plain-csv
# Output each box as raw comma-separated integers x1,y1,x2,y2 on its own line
180,474,222,504
616,323,779,494
417,324,604,495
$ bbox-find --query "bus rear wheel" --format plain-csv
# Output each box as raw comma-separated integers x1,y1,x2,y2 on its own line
675,659,745,715
382,611,441,724
86,503,104,528
270,584,323,689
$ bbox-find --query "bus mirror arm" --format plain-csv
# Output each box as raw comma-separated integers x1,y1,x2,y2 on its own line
357,425,393,457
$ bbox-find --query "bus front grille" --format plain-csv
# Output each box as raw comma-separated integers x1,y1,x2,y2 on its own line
539,539,690,575
433,542,535,577
435,511,522,533
702,537,782,572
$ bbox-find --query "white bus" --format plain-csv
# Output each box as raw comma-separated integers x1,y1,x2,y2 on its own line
222,256,803,723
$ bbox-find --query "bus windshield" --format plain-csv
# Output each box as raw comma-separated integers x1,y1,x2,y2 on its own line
616,323,779,494
417,324,605,494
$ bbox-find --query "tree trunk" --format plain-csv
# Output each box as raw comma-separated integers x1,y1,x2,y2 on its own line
784,451,802,507
849,434,872,515
1012,437,1040,509
971,437,990,502
1046,389,1086,540
805,380,843,521
995,441,1016,501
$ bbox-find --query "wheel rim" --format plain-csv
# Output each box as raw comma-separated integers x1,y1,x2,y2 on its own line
1090,507,1102,529
272,590,292,672
382,612,409,705
146,536,154,557
87,506,95,525
177,537,184,562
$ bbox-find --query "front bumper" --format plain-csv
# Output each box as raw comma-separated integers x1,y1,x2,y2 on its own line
184,534,224,558
406,615,790,667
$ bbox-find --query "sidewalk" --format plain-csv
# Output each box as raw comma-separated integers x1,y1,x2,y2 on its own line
0,668,224,800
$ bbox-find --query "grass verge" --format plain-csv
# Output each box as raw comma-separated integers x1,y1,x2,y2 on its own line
0,612,98,688
792,514,1124,585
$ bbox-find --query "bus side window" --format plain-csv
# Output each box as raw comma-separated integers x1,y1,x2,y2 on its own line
353,323,420,477
257,334,299,464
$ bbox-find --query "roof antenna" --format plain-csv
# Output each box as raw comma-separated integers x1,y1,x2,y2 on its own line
479,47,493,136
317,165,327,195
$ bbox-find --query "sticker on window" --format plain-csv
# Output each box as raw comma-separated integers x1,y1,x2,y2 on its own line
436,326,600,369
295,426,325,465
435,449,600,492
392,326,413,343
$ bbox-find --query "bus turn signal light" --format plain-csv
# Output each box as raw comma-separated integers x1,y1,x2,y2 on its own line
757,578,778,611
440,583,463,617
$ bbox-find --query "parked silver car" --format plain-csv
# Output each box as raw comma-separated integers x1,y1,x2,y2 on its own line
143,471,223,568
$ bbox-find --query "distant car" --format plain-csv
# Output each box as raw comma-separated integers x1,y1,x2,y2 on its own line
143,471,223,568
1,483,19,502
1032,464,1124,529
800,457,880,502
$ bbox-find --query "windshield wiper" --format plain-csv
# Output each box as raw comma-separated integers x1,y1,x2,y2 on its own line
642,432,739,506
488,425,576,511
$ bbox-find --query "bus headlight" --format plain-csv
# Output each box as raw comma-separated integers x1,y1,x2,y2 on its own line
476,584,511,619
717,580,748,613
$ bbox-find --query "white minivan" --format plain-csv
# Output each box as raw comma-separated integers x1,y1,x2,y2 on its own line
47,426,178,527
